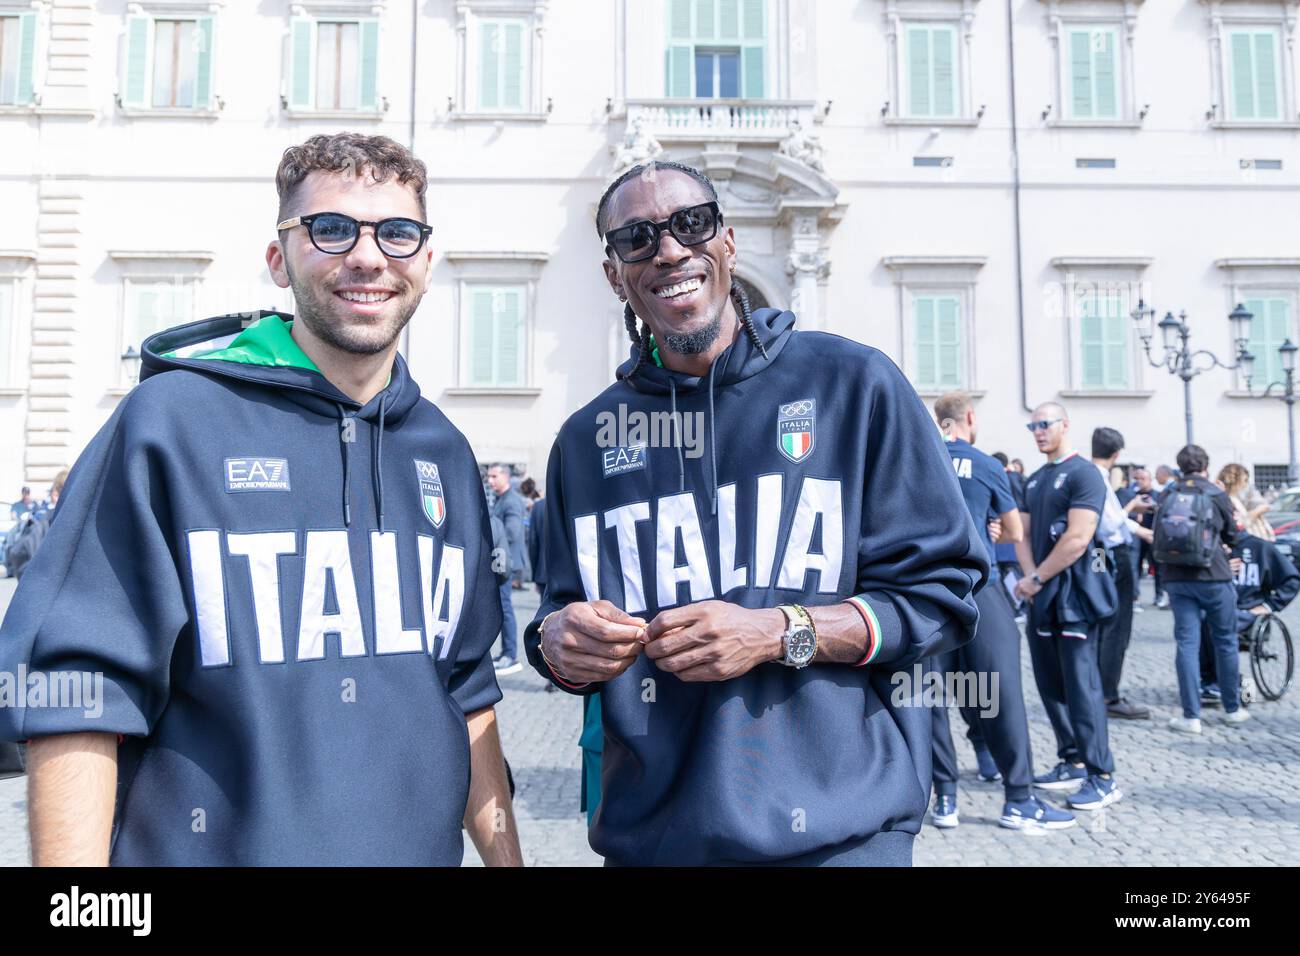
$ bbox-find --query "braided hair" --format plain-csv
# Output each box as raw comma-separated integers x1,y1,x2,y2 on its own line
604,160,769,377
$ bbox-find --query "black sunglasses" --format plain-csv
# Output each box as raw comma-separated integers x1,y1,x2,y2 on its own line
277,212,433,259
604,201,722,263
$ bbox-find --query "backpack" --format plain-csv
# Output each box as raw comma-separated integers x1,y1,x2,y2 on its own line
1153,482,1218,568
2,510,50,580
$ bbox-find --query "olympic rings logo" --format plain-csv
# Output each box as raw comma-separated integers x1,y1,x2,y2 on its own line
780,399,815,416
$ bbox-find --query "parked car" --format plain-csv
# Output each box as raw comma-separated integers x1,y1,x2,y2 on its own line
1266,488,1300,567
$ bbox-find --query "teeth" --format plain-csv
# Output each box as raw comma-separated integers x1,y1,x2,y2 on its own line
655,278,703,299
338,291,392,303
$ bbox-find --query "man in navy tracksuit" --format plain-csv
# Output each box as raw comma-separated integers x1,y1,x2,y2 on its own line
0,134,521,865
1015,402,1122,811
928,391,1075,832
525,160,987,866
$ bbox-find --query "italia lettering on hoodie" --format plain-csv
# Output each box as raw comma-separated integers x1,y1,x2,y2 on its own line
0,313,503,865
524,308,987,866
1233,534,1300,611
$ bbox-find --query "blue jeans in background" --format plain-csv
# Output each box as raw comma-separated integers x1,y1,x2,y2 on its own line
1166,580,1239,718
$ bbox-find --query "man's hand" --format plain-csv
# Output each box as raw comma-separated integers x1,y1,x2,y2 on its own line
1250,604,1269,616
988,517,1003,543
539,600,646,685
1015,575,1043,601
1229,557,1244,574
643,601,785,682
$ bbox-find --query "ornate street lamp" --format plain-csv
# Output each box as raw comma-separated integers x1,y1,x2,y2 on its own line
1250,337,1300,486
1131,300,1254,445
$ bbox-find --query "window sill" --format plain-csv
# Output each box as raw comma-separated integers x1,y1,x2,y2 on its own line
1057,389,1156,399
283,108,386,121
118,106,222,119
883,117,980,128
105,388,132,398
1047,119,1143,129
1209,121,1300,131
447,111,549,124
0,387,27,397
443,387,542,397
913,388,987,399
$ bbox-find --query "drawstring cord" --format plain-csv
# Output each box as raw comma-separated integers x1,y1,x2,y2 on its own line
669,377,685,493
338,405,355,527
374,394,388,533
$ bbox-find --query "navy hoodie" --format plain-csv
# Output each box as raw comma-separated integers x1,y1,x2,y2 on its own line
0,312,502,865
524,308,987,865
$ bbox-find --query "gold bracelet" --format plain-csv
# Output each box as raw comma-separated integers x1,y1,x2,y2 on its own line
791,603,817,639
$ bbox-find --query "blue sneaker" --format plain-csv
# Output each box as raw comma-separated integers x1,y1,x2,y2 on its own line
1067,775,1123,810
1033,761,1087,791
930,794,959,829
974,743,1002,783
1000,795,1077,831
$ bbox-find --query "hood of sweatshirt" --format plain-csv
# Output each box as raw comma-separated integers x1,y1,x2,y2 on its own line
142,311,420,530
612,307,796,511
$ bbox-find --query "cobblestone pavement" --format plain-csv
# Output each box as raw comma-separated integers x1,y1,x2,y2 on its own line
4,577,1298,866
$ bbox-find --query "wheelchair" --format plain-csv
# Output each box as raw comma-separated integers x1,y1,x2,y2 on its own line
1239,611,1295,703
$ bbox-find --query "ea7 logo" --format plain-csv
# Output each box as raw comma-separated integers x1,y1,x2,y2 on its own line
778,399,816,463
225,457,290,492
415,460,446,528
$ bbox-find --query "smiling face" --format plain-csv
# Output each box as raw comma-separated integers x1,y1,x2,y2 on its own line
601,169,737,357
266,169,433,356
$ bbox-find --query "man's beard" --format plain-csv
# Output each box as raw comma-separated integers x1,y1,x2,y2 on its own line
286,263,418,356
661,309,724,356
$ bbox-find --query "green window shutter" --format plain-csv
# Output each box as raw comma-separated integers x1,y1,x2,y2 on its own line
719,0,739,39
907,27,930,116
742,46,764,98
502,22,523,109
1254,32,1279,120
496,289,523,386
742,0,764,41
667,44,692,96
193,16,215,109
915,296,936,387
1245,297,1285,386
358,18,379,110
16,11,37,106
669,0,692,40
123,14,151,108
289,16,314,109
1094,30,1117,118
1230,32,1255,120
479,22,500,109
1069,30,1093,118
932,27,955,117
1103,309,1128,388
936,296,960,385
697,0,715,40
470,290,495,385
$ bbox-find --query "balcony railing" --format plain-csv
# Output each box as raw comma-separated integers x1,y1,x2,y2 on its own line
625,98,818,142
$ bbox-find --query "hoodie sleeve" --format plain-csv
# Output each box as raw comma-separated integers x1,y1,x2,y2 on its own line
523,440,596,696
0,397,191,742
447,457,506,715
1264,543,1300,612
848,355,988,669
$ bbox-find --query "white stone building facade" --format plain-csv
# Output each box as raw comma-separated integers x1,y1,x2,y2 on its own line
1,0,1299,500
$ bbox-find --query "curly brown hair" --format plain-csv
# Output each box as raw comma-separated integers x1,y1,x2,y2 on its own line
275,132,428,222
1217,463,1250,495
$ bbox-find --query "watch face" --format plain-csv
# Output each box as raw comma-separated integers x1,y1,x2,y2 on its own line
787,626,816,665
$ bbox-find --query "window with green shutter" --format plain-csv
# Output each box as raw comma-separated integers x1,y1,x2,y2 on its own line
665,0,766,98
902,23,958,119
913,294,962,389
477,19,527,111
468,286,527,388
1066,26,1119,120
1245,296,1293,387
287,17,379,112
1078,290,1130,389
121,14,216,110
125,280,196,355
0,12,38,106
1228,28,1282,121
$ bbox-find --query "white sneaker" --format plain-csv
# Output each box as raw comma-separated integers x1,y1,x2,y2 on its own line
1168,716,1202,734
1223,708,1253,725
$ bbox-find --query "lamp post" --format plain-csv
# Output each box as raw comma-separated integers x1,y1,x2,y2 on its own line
120,345,142,388
1249,337,1299,487
1130,300,1254,446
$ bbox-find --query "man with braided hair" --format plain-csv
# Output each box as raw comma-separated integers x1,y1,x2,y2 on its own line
524,160,987,866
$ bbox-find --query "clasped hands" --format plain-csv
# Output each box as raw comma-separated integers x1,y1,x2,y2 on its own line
538,600,786,685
